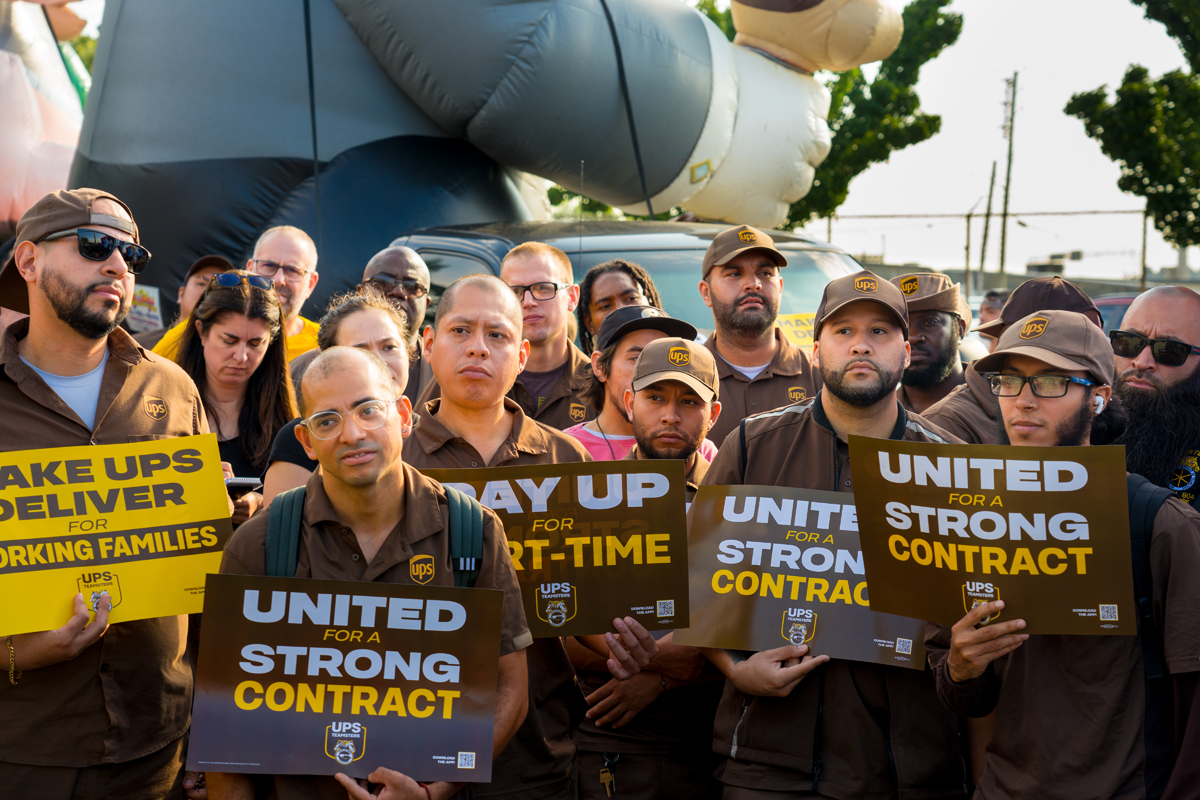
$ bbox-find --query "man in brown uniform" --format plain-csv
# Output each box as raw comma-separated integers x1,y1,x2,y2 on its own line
211,347,531,800
701,271,968,800
415,243,594,430
923,276,1101,445
0,189,212,798
890,272,968,414
405,274,592,800
926,309,1200,800
571,337,727,800
699,225,820,448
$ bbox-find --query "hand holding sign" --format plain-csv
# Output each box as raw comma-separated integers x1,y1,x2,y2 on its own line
712,645,827,698
10,590,111,671
335,768,433,800
946,600,1028,684
602,617,660,680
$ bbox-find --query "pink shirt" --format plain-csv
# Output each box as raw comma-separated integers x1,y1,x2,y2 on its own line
564,423,719,462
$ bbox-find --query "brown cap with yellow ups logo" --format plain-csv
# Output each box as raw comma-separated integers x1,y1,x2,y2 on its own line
631,337,719,403
813,270,909,338
974,309,1115,385
701,225,788,279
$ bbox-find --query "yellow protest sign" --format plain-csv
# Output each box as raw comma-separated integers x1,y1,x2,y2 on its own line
0,434,233,634
777,313,815,350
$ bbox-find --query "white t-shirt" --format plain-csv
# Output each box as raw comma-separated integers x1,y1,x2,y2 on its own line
729,360,773,381
22,351,108,430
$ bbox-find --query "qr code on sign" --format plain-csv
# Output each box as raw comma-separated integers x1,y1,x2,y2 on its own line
657,600,674,617
458,752,475,769
1100,605,1119,622
895,638,913,655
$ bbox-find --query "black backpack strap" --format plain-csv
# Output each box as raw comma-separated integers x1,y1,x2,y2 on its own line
445,486,485,588
1126,474,1173,680
739,418,749,483
265,486,306,578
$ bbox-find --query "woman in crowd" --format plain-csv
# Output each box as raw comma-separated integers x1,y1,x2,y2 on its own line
262,288,411,503
576,258,662,354
173,270,296,525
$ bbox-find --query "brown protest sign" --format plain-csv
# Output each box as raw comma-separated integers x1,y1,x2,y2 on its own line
848,436,1136,635
673,485,927,669
187,574,503,780
419,461,689,638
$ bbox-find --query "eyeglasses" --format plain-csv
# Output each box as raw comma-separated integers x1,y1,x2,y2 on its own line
300,397,398,440
249,259,312,282
509,282,570,301
39,229,151,274
987,373,1097,398
209,273,274,291
1110,330,1200,367
364,275,429,298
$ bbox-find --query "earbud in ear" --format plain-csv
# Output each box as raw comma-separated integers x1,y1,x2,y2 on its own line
1093,396,1105,414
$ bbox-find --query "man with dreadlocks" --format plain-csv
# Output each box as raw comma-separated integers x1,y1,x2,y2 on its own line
576,259,663,355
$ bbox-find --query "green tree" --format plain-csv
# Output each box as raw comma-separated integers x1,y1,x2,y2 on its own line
71,34,96,72
1065,1,1200,247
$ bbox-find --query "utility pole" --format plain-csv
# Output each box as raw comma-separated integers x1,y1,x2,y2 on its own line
827,216,833,243
980,161,997,274
999,72,1017,274
964,212,973,297
1141,206,1149,292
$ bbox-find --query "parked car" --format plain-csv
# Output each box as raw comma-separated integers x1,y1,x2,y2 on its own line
389,220,861,341
1093,293,1141,335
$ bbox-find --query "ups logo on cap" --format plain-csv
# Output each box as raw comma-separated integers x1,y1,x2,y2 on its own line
410,554,435,585
668,346,691,366
569,403,587,423
900,276,920,295
738,230,756,243
854,275,878,293
1019,317,1049,339
144,396,167,421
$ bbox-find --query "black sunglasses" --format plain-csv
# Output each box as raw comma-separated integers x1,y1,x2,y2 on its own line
1110,330,1200,368
210,273,275,291
40,229,151,274
364,275,428,298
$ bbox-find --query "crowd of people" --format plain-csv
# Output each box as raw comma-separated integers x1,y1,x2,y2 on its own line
0,187,1198,800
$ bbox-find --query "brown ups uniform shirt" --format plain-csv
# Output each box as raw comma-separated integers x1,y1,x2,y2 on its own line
705,329,821,448
926,492,1200,800
0,321,208,767
921,363,1000,445
415,344,595,432
220,465,531,799
405,398,590,799
704,393,968,799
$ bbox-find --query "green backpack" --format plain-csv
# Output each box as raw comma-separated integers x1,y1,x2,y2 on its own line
264,485,485,588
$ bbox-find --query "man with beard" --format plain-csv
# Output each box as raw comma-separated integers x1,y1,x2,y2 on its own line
927,309,1200,800
154,225,322,361
699,225,820,448
566,304,703,461
1112,286,1200,508
890,272,967,413
923,276,1101,445
0,189,213,797
700,271,968,800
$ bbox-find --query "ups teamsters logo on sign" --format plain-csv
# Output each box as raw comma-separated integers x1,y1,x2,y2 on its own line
781,607,817,645
668,347,691,366
144,396,168,421
854,276,878,293
535,582,578,628
739,230,756,243
788,386,806,403
409,554,435,585
900,276,920,295
962,581,1001,624
1019,317,1049,339
325,722,366,765
569,403,587,423
79,571,122,611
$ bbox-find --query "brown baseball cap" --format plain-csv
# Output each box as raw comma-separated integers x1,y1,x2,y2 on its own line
631,337,719,403
972,276,1099,336
814,270,909,337
974,309,1115,385
702,225,788,278
183,254,235,285
890,272,964,317
0,188,140,314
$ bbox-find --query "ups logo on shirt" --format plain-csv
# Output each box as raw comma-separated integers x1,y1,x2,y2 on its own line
409,554,435,585
668,347,691,366
900,276,920,295
854,276,878,294
569,403,587,423
788,386,806,402
144,396,167,421
1018,317,1048,339
738,230,756,243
